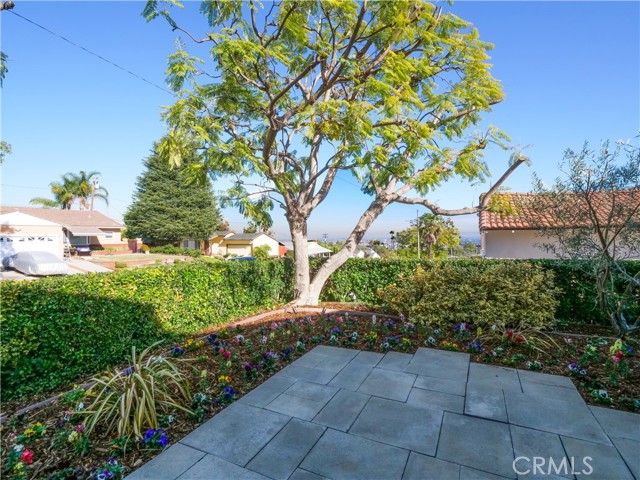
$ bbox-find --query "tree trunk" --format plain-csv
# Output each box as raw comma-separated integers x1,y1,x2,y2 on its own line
290,222,312,304
292,196,391,306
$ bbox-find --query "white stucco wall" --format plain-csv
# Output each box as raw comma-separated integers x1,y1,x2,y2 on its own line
482,230,557,259
251,235,280,257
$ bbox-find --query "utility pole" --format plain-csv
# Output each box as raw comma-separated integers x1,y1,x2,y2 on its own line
322,233,328,243
90,177,98,211
416,209,421,260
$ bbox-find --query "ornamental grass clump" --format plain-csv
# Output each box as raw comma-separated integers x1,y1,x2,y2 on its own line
82,342,192,439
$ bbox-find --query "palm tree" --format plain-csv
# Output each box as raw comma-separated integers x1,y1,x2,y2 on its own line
30,174,78,209
68,171,109,210
30,171,109,210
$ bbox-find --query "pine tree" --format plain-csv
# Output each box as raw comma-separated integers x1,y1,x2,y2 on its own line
124,146,223,245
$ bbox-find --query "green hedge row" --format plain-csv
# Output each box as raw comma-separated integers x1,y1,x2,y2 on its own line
1,260,291,400
3,257,636,400
319,258,640,326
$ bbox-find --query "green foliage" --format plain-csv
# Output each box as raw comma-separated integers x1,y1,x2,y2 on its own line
0,140,11,165
30,170,108,210
390,214,461,259
530,141,640,333
3,257,630,401
253,245,271,260
1,261,292,400
380,262,558,331
83,342,192,439
320,258,639,326
114,261,128,269
0,50,8,87
144,0,523,302
124,145,224,245
149,244,202,257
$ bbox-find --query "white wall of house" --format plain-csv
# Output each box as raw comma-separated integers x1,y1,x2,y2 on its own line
482,230,557,259
251,235,280,257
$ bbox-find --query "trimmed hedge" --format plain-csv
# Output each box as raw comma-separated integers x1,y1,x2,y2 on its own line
380,261,558,329
1,260,292,400
3,257,636,400
320,258,640,326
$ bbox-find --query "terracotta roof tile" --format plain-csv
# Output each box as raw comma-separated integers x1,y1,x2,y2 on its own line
479,190,640,230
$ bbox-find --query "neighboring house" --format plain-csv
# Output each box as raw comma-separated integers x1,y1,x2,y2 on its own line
354,247,381,259
187,231,284,257
0,211,65,260
282,240,332,258
479,191,640,259
0,206,130,253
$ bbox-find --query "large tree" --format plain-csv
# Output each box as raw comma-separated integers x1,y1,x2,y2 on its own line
527,141,640,334
124,145,224,245
144,0,526,304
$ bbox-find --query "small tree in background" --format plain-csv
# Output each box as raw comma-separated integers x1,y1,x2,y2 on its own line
529,141,640,334
124,145,224,245
391,213,460,258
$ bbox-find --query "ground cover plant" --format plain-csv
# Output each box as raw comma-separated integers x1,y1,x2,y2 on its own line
1,311,637,480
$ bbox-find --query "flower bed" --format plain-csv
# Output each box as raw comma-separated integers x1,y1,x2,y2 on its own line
1,312,638,479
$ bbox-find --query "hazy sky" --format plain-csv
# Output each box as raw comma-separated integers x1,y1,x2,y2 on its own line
2,1,638,241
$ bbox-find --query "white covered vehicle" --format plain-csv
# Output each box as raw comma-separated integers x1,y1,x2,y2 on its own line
2,251,68,276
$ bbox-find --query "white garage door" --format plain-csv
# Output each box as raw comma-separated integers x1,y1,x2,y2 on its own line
227,244,250,256
0,235,62,260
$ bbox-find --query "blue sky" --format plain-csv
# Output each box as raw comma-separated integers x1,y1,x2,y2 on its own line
2,1,638,241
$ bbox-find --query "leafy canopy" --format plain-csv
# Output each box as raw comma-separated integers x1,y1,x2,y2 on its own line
144,0,518,224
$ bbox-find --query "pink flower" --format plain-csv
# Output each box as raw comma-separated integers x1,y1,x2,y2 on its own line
611,355,621,363
506,330,514,338
74,424,86,433
514,335,525,343
223,351,231,360
21,450,33,464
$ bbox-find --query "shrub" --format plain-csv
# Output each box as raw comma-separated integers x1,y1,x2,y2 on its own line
1,261,292,400
114,261,128,269
253,245,271,260
83,342,192,439
148,245,202,257
380,261,559,331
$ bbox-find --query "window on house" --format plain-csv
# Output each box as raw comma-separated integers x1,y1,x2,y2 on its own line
105,231,114,239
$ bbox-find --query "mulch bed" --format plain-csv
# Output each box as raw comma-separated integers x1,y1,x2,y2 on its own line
1,310,638,480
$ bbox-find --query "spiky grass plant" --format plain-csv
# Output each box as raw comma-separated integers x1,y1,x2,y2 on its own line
82,342,192,439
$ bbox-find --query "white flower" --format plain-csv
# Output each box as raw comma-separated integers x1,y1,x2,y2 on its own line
13,444,24,452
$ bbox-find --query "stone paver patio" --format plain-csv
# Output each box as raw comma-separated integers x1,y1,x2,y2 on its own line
127,346,640,480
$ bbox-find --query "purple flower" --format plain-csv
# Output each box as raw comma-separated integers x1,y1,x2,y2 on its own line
123,366,134,376
568,363,578,371
207,333,218,344
171,347,185,356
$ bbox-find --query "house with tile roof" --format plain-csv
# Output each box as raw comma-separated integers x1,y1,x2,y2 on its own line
479,190,640,259
0,206,130,254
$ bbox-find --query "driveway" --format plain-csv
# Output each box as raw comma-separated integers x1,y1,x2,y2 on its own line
127,346,639,480
0,257,111,280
